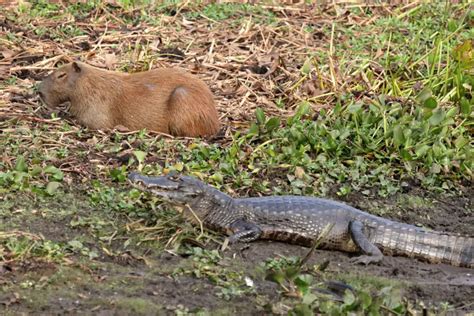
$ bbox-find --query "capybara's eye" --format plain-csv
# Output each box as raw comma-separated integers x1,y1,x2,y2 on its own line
57,72,66,79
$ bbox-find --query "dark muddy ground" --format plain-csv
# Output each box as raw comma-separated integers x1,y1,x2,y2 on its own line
1,243,473,314
1,188,473,315
1,2,473,315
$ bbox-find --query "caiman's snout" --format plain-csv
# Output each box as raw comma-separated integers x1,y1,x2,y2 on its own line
128,172,181,190
128,172,144,183
128,171,201,205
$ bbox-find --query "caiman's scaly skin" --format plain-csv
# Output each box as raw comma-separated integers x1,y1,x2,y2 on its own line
129,172,473,268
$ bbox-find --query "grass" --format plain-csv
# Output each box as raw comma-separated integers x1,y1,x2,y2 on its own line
257,254,407,315
0,1,473,314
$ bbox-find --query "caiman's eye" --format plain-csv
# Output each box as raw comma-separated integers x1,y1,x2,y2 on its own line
168,171,180,181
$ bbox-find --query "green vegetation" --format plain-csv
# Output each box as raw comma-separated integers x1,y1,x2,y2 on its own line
186,3,276,23
173,247,256,300
0,155,64,196
261,255,407,315
0,1,472,314
0,233,65,262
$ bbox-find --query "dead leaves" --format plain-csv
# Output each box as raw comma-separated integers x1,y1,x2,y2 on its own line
0,292,20,307
104,53,118,70
0,65,9,80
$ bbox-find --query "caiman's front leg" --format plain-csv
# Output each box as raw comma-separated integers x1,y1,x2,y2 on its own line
227,219,262,243
349,220,383,265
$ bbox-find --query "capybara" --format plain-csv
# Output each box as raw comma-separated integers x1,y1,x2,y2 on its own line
38,61,220,137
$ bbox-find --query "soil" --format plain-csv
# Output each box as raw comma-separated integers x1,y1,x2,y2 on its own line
1,3,473,315
1,190,473,315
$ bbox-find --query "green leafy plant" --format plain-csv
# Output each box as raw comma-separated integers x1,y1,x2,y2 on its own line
0,156,64,196
173,247,255,300
262,255,406,315
0,233,65,262
248,107,281,137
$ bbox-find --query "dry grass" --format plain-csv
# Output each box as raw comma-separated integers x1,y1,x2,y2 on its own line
0,2,420,127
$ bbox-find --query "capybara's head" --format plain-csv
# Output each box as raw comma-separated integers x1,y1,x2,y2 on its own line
38,62,83,107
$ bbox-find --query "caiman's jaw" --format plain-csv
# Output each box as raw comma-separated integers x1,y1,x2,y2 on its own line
128,172,201,205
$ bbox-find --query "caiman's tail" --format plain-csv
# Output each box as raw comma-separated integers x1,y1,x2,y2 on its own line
375,225,473,268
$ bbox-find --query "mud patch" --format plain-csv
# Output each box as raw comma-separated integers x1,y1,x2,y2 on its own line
230,241,474,310
1,188,472,314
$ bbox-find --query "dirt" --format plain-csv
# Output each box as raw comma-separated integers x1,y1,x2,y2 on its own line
238,242,474,309
1,3,473,314
1,242,473,314
349,186,474,236
1,190,473,315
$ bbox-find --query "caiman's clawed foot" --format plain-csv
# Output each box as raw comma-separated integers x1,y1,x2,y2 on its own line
228,219,262,243
349,255,383,265
228,229,261,243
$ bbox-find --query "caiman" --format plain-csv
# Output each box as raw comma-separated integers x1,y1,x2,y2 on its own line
128,172,473,268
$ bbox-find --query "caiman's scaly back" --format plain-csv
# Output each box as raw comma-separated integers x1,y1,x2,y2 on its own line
129,172,473,268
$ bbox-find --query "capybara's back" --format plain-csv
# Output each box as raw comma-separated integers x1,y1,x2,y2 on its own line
38,61,220,137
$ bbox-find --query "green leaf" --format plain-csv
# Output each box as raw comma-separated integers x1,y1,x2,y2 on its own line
429,108,446,125
300,58,312,75
423,97,437,109
88,250,99,260
301,292,318,305
343,289,356,306
285,266,301,281
44,165,64,180
68,240,83,249
460,97,471,115
454,135,468,149
415,144,430,157
30,166,42,177
248,123,258,136
291,303,313,316
393,126,405,146
110,167,127,182
172,162,184,171
453,40,473,64
400,148,412,160
447,19,457,32
294,274,313,295
430,163,441,174
265,117,281,133
15,156,27,172
133,150,147,163
255,108,265,125
347,102,363,114
359,290,372,309
13,171,27,185
445,107,458,119
333,103,341,115
209,172,223,184
296,101,311,117
265,270,285,285
46,181,61,195
416,87,432,103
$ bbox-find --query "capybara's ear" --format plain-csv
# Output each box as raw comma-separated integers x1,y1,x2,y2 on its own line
72,62,81,73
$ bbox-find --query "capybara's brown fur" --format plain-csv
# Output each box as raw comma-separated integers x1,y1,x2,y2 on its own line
38,62,220,137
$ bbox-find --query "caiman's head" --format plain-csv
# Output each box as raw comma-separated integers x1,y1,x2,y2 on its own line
128,171,231,211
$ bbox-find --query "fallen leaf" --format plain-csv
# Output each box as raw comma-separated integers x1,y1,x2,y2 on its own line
0,66,9,80
1,49,16,59
295,166,305,179
104,53,118,70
